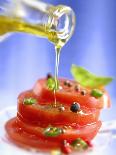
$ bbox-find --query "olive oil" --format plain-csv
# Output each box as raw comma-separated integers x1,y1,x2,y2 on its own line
53,46,61,107
0,16,67,48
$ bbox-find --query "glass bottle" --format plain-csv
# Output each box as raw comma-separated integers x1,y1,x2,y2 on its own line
0,0,75,48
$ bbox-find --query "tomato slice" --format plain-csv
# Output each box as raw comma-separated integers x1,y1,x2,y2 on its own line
18,90,100,126
5,117,101,148
5,77,110,153
5,118,61,151
33,78,110,109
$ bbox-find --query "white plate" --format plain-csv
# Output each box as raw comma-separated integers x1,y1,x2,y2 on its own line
0,106,114,155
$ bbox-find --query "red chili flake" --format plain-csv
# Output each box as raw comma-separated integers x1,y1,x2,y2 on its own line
85,141,93,147
61,140,72,154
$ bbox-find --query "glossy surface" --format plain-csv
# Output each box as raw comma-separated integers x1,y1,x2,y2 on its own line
0,106,114,155
18,90,100,126
5,78,105,153
5,118,101,147
33,78,110,109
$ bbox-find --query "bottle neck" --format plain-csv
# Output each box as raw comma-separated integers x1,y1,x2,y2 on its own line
48,5,75,47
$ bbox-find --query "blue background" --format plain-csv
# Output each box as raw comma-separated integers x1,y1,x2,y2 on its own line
0,0,116,154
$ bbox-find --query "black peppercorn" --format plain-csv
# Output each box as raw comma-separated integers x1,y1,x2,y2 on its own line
70,102,80,113
67,82,72,87
81,90,86,96
75,85,80,92
64,81,72,87
46,73,52,79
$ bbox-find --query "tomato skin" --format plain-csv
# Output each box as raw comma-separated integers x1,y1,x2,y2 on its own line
33,78,110,109
5,117,101,147
5,118,61,151
16,118,101,142
18,90,100,126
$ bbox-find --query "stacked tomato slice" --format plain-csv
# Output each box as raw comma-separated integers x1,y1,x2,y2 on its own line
5,78,110,153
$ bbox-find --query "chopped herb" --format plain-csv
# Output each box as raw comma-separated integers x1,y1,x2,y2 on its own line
71,65,113,88
44,127,63,137
23,98,37,105
47,77,59,91
71,138,88,150
91,89,103,98
70,102,80,113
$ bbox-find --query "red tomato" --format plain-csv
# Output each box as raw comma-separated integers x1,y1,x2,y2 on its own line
18,90,100,126
5,117,101,147
5,118,61,151
33,78,110,109
5,77,110,154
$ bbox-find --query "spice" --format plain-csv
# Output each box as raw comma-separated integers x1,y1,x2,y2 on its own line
23,98,37,105
44,127,63,137
46,73,52,79
63,126,68,130
70,102,80,113
75,85,80,92
64,81,72,87
81,90,86,96
62,140,72,154
62,129,66,134
58,106,65,112
63,126,72,130
91,89,103,98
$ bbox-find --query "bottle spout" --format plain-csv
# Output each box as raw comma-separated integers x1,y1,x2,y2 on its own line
48,5,76,47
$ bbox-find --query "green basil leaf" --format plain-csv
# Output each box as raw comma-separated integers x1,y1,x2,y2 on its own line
47,77,59,91
71,64,113,88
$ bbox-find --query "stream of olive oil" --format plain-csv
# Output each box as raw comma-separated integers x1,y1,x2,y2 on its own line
0,15,67,105
53,47,61,107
